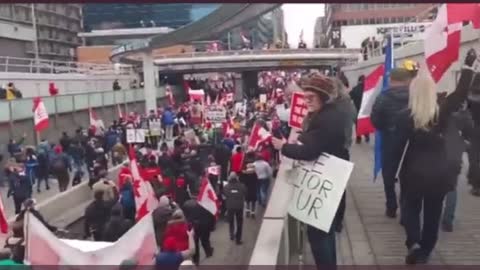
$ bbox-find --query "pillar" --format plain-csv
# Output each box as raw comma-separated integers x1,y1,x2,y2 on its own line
142,51,157,113
241,71,259,99
232,73,244,101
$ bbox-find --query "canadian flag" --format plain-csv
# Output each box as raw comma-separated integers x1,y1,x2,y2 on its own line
425,4,480,82
248,123,272,150
222,118,235,136
356,65,385,136
89,107,105,132
24,212,157,265
117,104,124,119
197,176,219,216
207,165,220,176
189,89,205,102
33,97,49,132
129,147,159,221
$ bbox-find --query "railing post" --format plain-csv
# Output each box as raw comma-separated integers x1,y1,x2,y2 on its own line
8,101,14,139
5,57,9,72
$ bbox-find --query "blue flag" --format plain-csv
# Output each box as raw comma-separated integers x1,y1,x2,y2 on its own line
374,34,395,181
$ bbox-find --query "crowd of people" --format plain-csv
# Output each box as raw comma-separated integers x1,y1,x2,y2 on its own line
0,72,289,267
1,48,479,268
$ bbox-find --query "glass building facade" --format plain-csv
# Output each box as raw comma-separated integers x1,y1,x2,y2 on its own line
83,3,220,31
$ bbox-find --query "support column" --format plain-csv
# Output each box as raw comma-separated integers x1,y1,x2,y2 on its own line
142,51,157,113
232,73,244,101
241,71,259,99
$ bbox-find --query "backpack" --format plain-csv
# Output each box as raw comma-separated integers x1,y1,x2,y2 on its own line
51,157,65,171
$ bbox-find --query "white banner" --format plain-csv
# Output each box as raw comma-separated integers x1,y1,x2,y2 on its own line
126,129,146,143
288,153,354,232
25,212,157,265
149,119,162,136
205,105,227,124
126,129,136,143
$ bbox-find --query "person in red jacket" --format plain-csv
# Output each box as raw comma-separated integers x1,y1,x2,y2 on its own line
230,146,244,174
162,209,189,252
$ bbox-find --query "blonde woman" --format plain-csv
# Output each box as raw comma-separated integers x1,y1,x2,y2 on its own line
397,49,477,265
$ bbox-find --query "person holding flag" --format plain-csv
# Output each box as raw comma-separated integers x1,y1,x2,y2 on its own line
395,49,477,265
370,35,415,219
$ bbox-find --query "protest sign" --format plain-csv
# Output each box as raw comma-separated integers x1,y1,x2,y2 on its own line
126,129,136,143
259,94,267,104
288,92,308,129
288,153,354,232
126,129,146,143
135,129,146,143
149,119,162,136
205,105,227,124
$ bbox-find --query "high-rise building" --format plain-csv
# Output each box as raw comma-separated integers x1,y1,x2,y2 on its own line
0,4,82,61
321,3,437,48
83,4,219,31
221,7,286,50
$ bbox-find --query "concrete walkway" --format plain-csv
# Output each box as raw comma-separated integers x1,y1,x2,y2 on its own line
305,143,480,265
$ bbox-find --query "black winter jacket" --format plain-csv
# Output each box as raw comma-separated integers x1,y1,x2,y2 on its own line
371,86,410,178
398,68,475,195
281,99,351,161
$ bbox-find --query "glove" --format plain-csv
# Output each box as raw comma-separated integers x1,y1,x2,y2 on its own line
464,48,477,67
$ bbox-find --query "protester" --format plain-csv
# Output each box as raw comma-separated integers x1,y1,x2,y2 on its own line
103,204,133,242
224,172,246,245
271,72,351,267
84,190,111,241
50,145,71,192
371,67,415,219
155,229,195,270
397,50,477,264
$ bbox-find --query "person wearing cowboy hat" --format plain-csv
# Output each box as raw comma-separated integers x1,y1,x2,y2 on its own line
271,71,353,268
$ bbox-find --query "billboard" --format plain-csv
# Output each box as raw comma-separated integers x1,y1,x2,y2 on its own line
340,22,432,49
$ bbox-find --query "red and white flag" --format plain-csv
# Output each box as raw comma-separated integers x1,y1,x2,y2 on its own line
89,107,105,132
189,89,205,102
425,4,480,82
129,147,159,221
222,118,235,136
356,65,385,136
197,177,219,216
33,97,49,132
207,165,220,176
117,104,124,119
248,123,272,150
24,212,157,265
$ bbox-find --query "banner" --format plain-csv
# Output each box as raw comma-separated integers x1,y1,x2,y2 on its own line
288,92,307,129
25,212,157,265
205,105,227,124
149,119,162,136
288,153,354,232
126,129,146,143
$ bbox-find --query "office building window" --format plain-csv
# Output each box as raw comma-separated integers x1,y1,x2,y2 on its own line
383,17,390,24
375,18,382,24
355,18,361,25
363,18,369,24
391,17,398,23
369,18,375,24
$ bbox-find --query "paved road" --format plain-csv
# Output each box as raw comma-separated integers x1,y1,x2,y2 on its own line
304,143,480,265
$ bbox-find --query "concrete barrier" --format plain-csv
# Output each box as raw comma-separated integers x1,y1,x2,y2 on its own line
7,164,123,228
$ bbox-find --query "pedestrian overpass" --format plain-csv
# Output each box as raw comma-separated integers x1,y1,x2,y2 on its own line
119,48,362,73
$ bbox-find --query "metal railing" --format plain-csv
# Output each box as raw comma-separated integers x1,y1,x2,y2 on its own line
153,48,363,59
0,55,135,75
0,86,177,123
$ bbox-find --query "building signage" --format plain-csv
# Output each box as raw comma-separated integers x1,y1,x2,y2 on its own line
340,22,432,49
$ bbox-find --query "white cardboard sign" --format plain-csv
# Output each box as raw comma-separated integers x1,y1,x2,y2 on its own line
288,153,354,232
